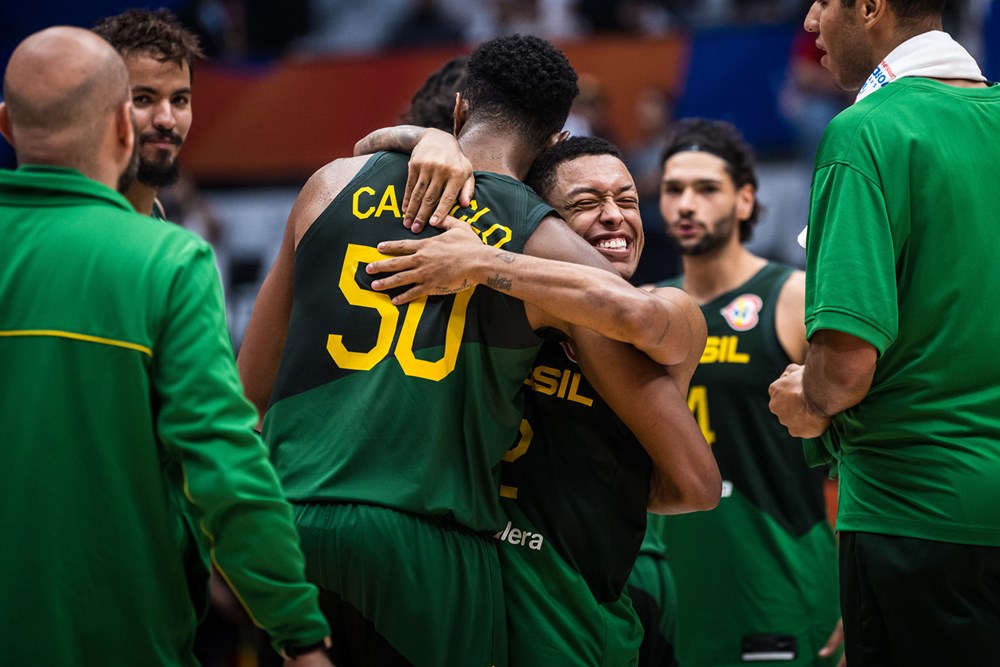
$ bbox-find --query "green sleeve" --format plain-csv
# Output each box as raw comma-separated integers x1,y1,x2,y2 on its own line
805,162,898,354
151,239,330,652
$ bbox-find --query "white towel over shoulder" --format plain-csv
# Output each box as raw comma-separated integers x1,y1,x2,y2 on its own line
797,31,985,249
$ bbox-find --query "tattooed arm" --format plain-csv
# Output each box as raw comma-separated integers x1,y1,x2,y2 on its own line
368,214,698,368
369,214,719,513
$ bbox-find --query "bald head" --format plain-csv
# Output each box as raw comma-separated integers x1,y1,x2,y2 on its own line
1,26,131,174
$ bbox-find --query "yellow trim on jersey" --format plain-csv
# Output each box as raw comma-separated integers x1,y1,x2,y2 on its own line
0,329,153,357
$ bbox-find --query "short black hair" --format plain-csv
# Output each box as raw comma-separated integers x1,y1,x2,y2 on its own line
404,56,469,132
93,9,204,71
464,34,579,149
661,118,761,242
526,136,623,201
840,0,945,21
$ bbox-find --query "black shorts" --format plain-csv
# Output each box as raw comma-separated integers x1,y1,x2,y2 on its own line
839,531,1000,667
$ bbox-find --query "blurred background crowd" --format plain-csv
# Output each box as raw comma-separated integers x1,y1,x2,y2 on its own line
2,0,997,354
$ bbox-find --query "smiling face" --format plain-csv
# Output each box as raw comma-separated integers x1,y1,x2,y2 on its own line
804,0,876,92
659,150,753,258
549,154,644,279
124,53,192,188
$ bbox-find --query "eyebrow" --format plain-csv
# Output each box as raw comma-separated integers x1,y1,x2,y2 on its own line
662,177,723,187
565,183,636,198
131,85,192,96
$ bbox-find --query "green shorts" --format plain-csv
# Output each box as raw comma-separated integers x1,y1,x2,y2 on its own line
293,503,507,667
625,546,678,667
499,524,642,666
840,531,1000,667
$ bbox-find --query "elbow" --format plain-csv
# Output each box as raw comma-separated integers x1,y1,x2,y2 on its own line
806,370,874,419
687,468,723,512
647,466,722,515
805,330,878,416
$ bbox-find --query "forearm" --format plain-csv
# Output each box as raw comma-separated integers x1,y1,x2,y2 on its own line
571,328,721,514
802,329,877,418
354,125,426,156
641,377,722,514
474,248,681,365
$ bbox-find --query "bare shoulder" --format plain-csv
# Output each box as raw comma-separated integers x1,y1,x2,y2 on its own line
776,269,806,319
650,285,708,383
775,268,807,363
782,268,806,295
650,285,705,328
649,284,692,304
292,155,373,246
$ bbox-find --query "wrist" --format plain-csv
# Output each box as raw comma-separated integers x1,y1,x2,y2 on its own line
464,244,497,286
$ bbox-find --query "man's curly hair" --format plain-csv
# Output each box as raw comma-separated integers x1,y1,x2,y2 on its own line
464,34,579,149
93,9,204,71
526,136,623,201
661,118,762,242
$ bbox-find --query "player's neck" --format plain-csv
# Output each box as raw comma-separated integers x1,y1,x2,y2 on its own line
459,127,535,181
680,244,766,305
124,181,158,216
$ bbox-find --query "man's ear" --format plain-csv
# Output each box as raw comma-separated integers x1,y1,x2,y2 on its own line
453,92,469,136
546,130,570,148
860,0,887,28
736,183,755,222
117,101,135,155
0,103,15,149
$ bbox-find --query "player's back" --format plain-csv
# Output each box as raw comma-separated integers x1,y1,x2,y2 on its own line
265,151,552,532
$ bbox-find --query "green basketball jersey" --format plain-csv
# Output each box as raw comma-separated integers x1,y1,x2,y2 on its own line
652,263,839,666
498,333,650,666
265,151,551,533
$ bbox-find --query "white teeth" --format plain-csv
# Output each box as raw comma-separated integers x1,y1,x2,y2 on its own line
596,237,627,250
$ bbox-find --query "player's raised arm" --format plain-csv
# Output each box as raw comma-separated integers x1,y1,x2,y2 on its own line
355,125,475,232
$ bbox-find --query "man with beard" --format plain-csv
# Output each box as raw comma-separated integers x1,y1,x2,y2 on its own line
0,26,332,666
93,9,201,218
769,0,1000,663
650,118,842,666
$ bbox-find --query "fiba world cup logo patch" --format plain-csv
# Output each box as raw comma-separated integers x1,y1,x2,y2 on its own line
721,294,763,332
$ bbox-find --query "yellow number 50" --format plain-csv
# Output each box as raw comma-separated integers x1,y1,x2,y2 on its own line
326,243,475,381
